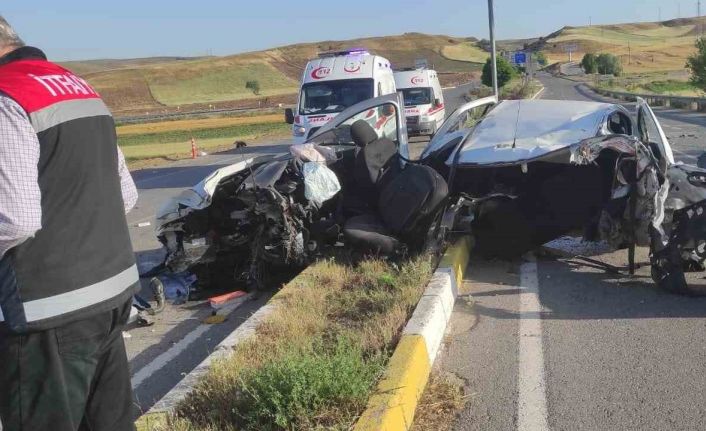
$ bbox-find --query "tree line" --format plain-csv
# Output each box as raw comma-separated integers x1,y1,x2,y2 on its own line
580,53,622,76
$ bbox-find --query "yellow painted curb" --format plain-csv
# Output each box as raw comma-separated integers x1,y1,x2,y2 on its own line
440,236,472,288
354,335,431,431
354,237,472,431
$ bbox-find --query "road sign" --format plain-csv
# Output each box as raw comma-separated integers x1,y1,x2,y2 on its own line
513,51,527,65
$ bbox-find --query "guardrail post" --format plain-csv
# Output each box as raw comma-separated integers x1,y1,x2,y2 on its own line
664,98,671,108
691,101,699,111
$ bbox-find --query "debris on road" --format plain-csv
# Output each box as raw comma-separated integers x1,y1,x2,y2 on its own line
208,290,248,311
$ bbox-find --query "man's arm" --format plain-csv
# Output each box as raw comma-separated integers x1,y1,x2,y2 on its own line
117,146,137,214
0,96,42,258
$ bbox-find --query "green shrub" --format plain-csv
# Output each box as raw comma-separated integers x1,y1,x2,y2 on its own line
481,56,517,88
233,338,384,430
581,53,597,74
596,53,622,76
687,38,706,91
535,51,548,66
245,80,261,95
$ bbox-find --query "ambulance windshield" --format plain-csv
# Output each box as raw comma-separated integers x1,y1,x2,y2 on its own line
300,79,374,115
401,87,432,107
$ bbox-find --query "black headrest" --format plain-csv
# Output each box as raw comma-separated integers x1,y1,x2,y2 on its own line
351,120,378,147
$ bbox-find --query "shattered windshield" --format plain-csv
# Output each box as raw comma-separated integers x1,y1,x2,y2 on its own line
299,79,374,115
401,87,432,106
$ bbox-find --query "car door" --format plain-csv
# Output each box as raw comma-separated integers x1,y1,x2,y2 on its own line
308,92,409,159
636,97,675,171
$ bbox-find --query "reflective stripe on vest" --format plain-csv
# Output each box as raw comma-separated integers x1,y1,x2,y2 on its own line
0,265,137,324
30,98,112,133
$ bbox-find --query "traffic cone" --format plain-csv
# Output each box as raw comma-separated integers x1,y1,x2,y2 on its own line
191,137,197,159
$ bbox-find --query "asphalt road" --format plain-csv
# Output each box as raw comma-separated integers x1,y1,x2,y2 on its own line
124,84,473,413
437,73,706,430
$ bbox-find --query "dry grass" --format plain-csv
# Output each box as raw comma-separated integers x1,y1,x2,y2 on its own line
147,252,434,430
411,374,467,431
441,42,489,64
541,18,706,73
143,59,299,106
117,113,284,136
76,33,480,113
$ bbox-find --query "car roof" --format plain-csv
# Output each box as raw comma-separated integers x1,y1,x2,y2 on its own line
456,99,621,165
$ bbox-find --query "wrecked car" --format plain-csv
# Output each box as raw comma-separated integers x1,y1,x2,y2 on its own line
154,93,706,297
420,97,706,294
154,93,449,294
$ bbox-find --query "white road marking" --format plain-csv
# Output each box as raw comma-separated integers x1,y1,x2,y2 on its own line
129,292,253,389
131,323,211,388
531,87,546,100
518,257,550,431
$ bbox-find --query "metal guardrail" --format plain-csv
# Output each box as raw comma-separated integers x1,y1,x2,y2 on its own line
588,85,706,112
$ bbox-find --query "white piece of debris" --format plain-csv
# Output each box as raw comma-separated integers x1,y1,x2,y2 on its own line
136,221,151,228
543,236,614,257
122,331,132,339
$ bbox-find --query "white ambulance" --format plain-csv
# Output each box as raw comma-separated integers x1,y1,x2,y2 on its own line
394,68,445,136
285,49,397,143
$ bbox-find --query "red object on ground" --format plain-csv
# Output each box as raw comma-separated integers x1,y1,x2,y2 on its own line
191,137,197,159
209,290,248,310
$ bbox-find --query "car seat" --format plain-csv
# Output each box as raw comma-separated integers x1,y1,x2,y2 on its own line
343,120,449,254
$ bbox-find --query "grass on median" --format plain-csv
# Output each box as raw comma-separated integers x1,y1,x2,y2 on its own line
149,252,433,431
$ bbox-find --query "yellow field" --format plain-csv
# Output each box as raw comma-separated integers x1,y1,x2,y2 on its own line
121,132,288,163
441,42,489,63
542,18,706,73
117,113,283,136
118,112,290,168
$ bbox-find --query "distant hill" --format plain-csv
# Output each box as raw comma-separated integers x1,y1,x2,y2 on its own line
61,33,485,115
532,16,706,73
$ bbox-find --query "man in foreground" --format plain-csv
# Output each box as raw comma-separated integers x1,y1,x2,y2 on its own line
0,16,140,431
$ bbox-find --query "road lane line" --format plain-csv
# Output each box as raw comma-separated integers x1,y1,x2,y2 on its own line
130,291,253,389
518,258,550,431
131,323,211,388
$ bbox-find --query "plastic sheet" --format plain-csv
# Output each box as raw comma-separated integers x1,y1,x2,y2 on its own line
303,162,341,205
290,143,337,163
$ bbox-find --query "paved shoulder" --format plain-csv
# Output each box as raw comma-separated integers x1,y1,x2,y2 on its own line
435,247,706,431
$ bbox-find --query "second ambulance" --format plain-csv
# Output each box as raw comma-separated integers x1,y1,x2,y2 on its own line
394,68,445,136
285,49,396,143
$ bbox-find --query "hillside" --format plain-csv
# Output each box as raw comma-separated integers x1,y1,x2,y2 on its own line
63,33,485,116
534,17,706,73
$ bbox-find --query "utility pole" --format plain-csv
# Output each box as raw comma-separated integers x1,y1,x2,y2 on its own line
589,16,592,27
488,0,498,98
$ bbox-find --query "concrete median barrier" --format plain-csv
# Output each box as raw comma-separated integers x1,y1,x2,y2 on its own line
354,236,471,431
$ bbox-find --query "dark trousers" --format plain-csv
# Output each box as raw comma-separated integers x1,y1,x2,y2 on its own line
0,300,137,431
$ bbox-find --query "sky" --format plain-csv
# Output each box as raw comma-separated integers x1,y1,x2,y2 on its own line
2,0,700,60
